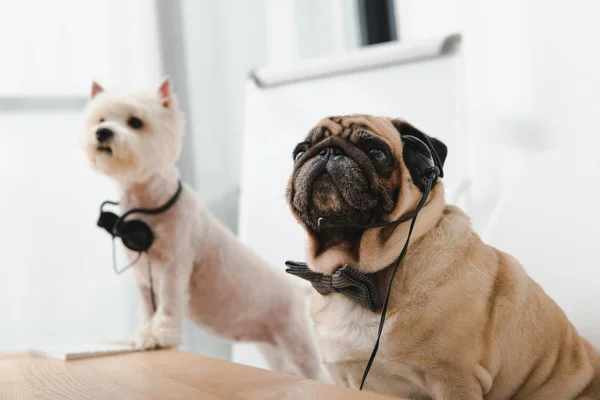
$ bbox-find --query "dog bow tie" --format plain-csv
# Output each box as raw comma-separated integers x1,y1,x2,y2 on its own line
285,261,382,312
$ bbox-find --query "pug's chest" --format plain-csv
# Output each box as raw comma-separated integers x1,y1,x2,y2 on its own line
311,294,428,396
310,292,378,353
314,313,377,365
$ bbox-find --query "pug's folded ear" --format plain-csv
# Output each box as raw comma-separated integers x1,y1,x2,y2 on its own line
390,119,448,169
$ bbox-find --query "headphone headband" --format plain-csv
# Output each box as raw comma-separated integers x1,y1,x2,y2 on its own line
100,200,119,210
116,181,183,228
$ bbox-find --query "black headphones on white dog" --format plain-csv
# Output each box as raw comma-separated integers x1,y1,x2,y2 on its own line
97,181,182,253
96,181,182,314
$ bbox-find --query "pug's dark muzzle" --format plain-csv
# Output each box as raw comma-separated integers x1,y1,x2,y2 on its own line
290,136,393,231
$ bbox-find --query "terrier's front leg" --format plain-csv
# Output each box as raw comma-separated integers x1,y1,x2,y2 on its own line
134,279,159,349
134,255,193,349
151,256,192,349
149,274,185,349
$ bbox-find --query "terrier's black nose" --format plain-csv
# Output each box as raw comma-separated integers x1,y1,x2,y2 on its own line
96,127,114,143
319,147,343,159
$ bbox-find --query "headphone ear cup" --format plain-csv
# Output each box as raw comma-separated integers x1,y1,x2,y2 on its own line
401,135,437,192
117,220,154,252
97,211,119,235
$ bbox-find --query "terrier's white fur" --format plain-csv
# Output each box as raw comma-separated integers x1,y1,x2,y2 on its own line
81,78,321,379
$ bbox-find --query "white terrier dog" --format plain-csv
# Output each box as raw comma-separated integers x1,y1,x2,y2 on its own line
81,78,320,379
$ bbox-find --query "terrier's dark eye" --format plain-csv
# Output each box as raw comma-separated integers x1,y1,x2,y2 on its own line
369,148,388,163
127,117,144,129
99,118,105,123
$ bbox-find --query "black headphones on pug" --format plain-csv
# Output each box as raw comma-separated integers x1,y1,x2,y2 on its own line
97,181,183,255
317,131,446,390
318,132,444,230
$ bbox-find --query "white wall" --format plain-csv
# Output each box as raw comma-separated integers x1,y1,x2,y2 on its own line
262,0,360,65
0,0,161,95
0,0,159,353
396,0,461,42
179,0,267,231
397,0,600,231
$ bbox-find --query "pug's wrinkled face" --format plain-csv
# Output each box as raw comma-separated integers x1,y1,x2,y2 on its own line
289,119,398,232
287,115,447,270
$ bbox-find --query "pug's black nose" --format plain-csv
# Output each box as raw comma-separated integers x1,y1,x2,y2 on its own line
96,127,114,143
319,147,343,159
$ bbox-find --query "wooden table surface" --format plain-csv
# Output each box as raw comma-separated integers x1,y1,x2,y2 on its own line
0,350,398,399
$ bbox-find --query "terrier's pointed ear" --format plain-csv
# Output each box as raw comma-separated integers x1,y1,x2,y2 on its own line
158,76,172,108
91,82,104,99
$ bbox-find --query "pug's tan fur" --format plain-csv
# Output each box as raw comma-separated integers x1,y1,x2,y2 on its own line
287,115,600,399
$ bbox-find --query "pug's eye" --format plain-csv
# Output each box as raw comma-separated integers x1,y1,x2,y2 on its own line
369,148,387,163
127,116,144,129
293,142,310,163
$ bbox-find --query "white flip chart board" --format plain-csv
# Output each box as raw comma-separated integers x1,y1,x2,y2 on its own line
235,34,464,368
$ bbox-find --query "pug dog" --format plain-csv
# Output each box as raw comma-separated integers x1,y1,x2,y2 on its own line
285,114,600,399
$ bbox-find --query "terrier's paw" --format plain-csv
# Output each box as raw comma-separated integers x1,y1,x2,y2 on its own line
150,314,181,349
135,316,181,350
135,320,158,350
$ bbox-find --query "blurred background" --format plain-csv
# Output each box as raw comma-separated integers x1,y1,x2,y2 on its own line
1,0,599,366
